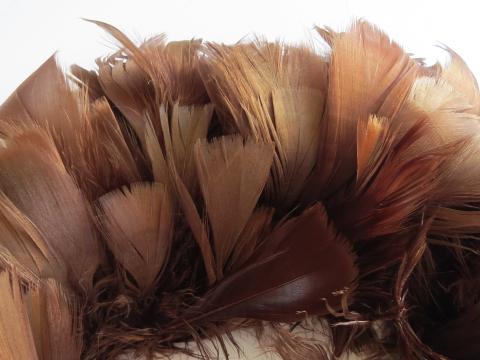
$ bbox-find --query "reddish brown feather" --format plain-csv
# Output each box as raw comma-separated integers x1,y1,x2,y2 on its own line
0,131,103,290
175,204,357,324
0,272,39,360
98,182,174,292
0,18,479,360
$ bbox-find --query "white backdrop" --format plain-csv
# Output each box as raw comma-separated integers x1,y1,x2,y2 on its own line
0,0,479,102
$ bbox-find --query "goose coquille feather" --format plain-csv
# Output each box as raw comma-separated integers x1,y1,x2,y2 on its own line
1,19,480,360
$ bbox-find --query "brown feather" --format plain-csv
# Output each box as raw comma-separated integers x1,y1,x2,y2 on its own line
28,279,83,360
0,193,63,282
0,272,38,360
0,131,102,290
312,20,418,196
173,204,357,325
195,135,275,278
98,182,174,292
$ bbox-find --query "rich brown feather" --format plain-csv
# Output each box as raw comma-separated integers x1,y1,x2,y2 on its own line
174,204,357,324
98,182,174,292
0,131,103,290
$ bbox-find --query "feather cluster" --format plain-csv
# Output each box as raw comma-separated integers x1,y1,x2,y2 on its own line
1,19,480,360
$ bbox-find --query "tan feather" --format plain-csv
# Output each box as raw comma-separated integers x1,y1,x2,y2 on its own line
169,103,213,193
98,182,174,291
194,136,274,278
0,246,39,285
74,97,142,199
440,45,480,114
0,193,63,282
144,105,217,284
145,116,171,184
314,20,418,196
406,76,480,203
202,41,327,208
225,207,274,273
431,207,480,237
91,20,208,145
96,52,151,137
171,167,217,284
0,56,141,200
0,56,85,177
271,88,324,207
0,272,38,360
0,131,102,290
70,64,103,101
28,279,82,360
356,115,383,180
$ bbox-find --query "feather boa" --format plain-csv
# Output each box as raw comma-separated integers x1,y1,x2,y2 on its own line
0,19,479,360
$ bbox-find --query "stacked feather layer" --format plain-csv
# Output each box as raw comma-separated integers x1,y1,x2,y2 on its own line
0,20,479,360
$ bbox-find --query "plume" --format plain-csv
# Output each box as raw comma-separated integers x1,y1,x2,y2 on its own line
0,18,480,360
98,182,174,292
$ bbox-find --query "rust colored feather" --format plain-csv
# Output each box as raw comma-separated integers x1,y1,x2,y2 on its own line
176,204,357,324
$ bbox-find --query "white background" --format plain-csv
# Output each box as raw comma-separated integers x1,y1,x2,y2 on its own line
0,0,479,103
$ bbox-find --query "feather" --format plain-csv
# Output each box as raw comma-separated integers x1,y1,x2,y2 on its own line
356,114,383,180
0,246,39,285
1,17,480,360
143,103,217,284
431,207,480,236
404,76,479,155
27,279,83,360
440,45,480,114
175,203,357,324
95,50,151,137
170,103,213,193
400,76,480,203
85,98,141,196
145,115,171,184
225,207,274,273
98,182,174,292
0,131,102,290
271,88,324,208
0,56,84,175
171,166,217,285
0,55,80,133
195,135,275,278
0,55,141,200
313,20,418,196
329,115,445,241
70,64,103,101
393,217,444,360
0,272,38,360
0,192,63,282
201,41,327,208
91,20,208,143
